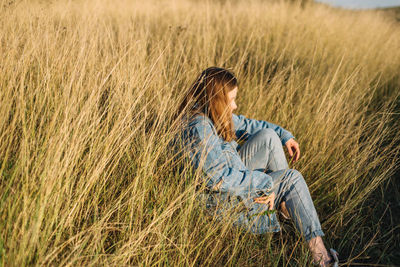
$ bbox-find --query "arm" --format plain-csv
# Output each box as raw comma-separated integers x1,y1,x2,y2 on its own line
232,113,294,146
183,116,274,200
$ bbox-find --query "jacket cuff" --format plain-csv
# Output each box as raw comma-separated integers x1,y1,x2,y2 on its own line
281,132,295,146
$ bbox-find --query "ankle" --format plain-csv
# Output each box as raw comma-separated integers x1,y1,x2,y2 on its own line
308,236,332,265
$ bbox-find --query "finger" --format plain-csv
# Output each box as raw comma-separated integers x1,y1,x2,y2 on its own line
254,197,270,204
295,146,300,161
270,195,275,210
293,144,300,161
269,200,274,210
258,197,273,209
287,145,293,157
292,147,298,162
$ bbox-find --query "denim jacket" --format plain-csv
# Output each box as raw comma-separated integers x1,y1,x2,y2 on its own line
181,113,294,234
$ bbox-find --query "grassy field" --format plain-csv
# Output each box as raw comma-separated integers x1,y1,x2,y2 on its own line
1,0,399,266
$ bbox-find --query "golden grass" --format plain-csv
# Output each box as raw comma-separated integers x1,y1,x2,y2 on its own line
1,0,399,265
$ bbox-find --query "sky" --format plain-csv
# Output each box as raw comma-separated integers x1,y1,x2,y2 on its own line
315,0,400,9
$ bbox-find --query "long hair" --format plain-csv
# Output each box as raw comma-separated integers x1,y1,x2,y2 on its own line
178,67,238,142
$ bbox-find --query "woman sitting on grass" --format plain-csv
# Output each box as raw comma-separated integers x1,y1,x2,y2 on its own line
177,67,338,266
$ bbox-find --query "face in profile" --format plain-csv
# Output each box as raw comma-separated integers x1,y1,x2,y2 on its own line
227,86,238,113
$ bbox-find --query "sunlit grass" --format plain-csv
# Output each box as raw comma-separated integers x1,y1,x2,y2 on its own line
0,0,399,265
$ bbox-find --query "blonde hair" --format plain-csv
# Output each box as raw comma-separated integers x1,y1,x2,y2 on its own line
178,67,238,142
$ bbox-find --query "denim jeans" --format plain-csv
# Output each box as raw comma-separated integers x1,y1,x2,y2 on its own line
238,128,325,241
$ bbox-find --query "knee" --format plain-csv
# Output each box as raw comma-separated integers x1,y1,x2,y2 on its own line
255,128,280,146
286,169,305,185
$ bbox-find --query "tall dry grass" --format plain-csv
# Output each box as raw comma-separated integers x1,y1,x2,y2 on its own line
1,0,399,265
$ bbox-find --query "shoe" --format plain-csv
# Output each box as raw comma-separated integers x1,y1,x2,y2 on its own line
329,248,339,267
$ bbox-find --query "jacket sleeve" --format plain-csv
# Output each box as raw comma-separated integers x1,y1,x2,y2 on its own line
184,117,274,199
232,113,294,145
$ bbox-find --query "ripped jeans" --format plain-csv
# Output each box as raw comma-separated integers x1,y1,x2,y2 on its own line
238,128,324,241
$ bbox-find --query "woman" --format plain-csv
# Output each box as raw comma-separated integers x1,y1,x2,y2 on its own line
177,67,338,266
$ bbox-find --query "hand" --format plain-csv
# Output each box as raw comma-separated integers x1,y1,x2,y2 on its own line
285,138,300,163
253,192,275,210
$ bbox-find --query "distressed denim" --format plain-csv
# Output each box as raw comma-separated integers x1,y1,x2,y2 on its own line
181,113,324,239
